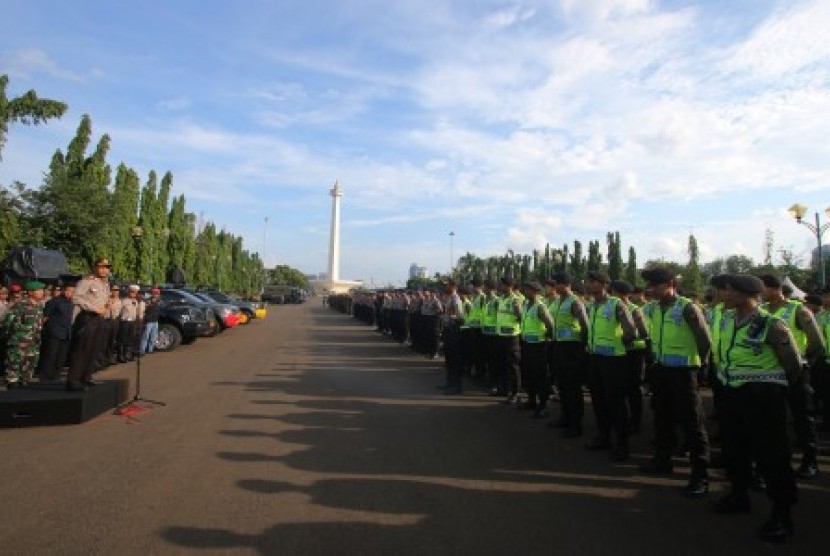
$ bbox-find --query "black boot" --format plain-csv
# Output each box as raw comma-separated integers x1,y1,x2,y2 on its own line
758,505,793,543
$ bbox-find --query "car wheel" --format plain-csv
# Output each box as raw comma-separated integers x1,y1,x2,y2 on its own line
156,323,182,351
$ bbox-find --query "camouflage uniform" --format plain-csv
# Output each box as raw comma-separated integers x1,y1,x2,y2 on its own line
3,298,44,384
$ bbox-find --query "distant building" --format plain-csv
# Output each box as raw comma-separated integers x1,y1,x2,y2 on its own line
810,244,830,268
409,263,429,279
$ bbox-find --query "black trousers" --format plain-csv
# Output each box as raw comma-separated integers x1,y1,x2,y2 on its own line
651,366,710,477
588,354,629,447
422,315,440,357
480,333,498,390
118,320,139,358
787,372,818,462
497,335,521,396
68,312,106,384
443,323,464,389
813,359,830,428
37,334,70,380
625,350,646,429
721,383,798,508
521,341,550,406
552,341,586,428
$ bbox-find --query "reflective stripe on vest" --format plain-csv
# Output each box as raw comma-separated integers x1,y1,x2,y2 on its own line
588,296,625,356
521,300,548,343
719,308,787,388
649,297,701,367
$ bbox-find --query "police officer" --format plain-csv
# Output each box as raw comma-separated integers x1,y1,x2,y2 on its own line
466,279,487,383
547,272,590,437
715,275,802,543
3,281,46,388
440,280,465,394
118,285,144,362
610,280,649,434
37,279,75,381
639,267,712,498
759,274,825,479
97,284,123,368
584,270,637,461
481,281,501,395
519,281,554,417
67,258,113,391
495,277,523,404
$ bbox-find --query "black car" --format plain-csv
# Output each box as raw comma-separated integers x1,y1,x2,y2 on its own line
157,301,207,351
159,288,232,335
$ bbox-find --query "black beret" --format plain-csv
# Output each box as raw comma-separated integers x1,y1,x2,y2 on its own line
805,294,822,306
632,286,644,294
727,274,764,295
758,274,782,289
641,267,675,285
523,280,542,291
549,271,574,286
610,280,633,295
500,276,516,287
444,278,457,287
586,270,611,284
484,280,497,289
709,274,730,289
471,277,483,287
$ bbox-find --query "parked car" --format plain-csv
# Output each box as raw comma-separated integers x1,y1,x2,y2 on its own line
156,301,207,351
196,288,266,324
160,288,240,332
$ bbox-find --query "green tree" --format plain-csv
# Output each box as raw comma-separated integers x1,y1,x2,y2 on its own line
607,231,623,280
269,265,311,289
39,116,111,271
683,234,703,296
0,74,68,159
624,246,639,286
105,164,140,280
587,240,602,272
570,241,585,279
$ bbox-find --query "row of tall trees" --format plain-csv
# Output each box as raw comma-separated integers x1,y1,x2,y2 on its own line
0,76,265,295
449,231,820,296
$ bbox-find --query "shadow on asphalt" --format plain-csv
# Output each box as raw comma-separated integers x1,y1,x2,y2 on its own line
161,305,830,554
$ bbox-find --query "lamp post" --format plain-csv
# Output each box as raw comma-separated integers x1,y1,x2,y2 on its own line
449,231,455,275
788,203,830,288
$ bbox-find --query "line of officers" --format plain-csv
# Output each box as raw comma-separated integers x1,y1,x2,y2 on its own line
352,268,830,544
1,258,160,392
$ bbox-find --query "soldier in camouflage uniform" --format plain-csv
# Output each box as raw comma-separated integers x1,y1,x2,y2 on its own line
3,281,46,388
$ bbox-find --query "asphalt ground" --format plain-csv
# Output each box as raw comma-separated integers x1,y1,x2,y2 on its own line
1,303,828,555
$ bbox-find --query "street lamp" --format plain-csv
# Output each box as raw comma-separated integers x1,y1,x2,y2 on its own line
449,231,455,274
788,203,830,288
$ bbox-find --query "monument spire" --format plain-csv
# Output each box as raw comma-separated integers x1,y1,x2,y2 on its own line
327,180,342,282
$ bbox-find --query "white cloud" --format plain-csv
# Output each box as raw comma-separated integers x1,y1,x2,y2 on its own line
559,0,652,22
4,48,88,82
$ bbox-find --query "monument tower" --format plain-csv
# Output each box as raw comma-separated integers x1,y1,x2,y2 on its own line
311,180,362,293
328,180,342,282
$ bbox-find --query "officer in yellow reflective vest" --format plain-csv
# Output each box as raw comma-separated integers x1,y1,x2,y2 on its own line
639,267,712,499
495,277,523,405
759,274,826,480
481,281,501,395
466,278,488,385
519,281,555,418
546,272,590,437
584,270,637,462
706,274,732,442
610,280,649,434
715,275,803,543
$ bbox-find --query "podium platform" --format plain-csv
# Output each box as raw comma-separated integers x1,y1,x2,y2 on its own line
0,379,129,428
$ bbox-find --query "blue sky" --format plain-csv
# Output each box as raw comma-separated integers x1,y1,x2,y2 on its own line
2,0,829,286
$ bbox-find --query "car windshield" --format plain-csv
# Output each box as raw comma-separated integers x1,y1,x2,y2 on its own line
162,290,208,304
202,290,231,303
192,292,216,303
